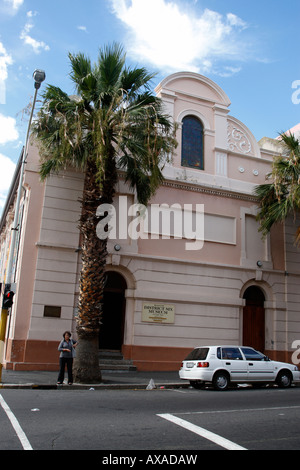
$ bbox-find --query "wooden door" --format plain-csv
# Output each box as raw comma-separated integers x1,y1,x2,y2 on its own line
99,272,127,351
243,286,265,353
243,305,265,352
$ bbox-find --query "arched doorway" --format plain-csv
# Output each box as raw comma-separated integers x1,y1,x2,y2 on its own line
243,286,265,352
99,272,127,351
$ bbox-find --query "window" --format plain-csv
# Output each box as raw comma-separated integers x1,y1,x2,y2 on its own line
221,347,243,360
241,347,265,361
184,348,209,361
181,116,204,170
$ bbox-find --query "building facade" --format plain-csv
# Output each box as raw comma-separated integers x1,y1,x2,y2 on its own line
1,72,300,371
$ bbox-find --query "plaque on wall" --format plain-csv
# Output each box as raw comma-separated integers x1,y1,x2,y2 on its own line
142,303,175,324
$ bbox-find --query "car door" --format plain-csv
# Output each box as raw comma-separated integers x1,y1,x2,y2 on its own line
241,347,275,382
220,347,248,381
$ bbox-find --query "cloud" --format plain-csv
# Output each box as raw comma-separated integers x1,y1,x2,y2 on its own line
4,0,24,12
0,153,16,211
77,26,88,33
20,12,50,54
110,0,248,75
226,13,247,29
26,10,38,18
0,113,19,145
218,66,242,78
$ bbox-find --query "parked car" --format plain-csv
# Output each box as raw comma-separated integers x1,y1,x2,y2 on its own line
179,345,300,391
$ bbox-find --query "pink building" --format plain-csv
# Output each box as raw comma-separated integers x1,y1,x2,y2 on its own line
1,72,299,371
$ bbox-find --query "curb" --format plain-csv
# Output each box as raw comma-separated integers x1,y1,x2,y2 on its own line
0,382,190,391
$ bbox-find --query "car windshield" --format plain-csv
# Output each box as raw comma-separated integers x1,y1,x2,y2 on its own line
241,347,265,361
184,347,209,361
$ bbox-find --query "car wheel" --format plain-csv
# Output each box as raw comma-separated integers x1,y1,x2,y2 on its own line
190,380,205,389
213,371,229,391
276,370,292,388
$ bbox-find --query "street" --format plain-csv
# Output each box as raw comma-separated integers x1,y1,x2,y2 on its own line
1,385,300,452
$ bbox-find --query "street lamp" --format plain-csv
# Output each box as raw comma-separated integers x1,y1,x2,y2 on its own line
5,69,46,286
33,69,46,89
0,69,46,381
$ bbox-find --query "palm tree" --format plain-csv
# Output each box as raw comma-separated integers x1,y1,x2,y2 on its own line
32,43,177,383
254,132,300,243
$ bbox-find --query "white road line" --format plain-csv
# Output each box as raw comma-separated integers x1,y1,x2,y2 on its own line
0,394,33,450
157,413,247,451
178,405,300,416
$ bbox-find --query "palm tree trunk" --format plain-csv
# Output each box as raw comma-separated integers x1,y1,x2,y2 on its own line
73,158,109,383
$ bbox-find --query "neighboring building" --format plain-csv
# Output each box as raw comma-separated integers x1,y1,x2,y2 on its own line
1,72,299,371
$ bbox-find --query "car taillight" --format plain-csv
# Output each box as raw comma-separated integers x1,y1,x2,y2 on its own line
181,362,183,368
197,362,209,368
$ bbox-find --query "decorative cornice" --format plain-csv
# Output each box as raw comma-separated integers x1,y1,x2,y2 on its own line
161,179,258,202
117,171,258,203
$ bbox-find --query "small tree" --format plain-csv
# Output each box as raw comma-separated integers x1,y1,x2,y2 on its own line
32,43,177,383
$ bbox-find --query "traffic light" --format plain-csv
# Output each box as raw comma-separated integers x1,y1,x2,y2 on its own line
2,287,14,310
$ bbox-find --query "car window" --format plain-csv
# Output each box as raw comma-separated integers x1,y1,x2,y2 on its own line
241,347,265,361
184,348,209,361
221,347,243,360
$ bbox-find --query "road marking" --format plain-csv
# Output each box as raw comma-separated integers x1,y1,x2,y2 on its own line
0,394,33,450
178,405,300,416
157,413,247,451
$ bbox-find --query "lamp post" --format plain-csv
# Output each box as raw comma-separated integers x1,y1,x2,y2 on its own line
0,70,46,381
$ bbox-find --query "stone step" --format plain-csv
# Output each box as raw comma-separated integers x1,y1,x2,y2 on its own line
99,349,124,360
99,349,137,371
100,363,137,371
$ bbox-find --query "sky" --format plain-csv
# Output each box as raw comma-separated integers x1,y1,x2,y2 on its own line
0,0,299,212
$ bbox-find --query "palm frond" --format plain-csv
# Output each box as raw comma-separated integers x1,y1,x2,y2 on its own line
278,131,300,156
120,67,156,98
69,53,92,87
96,43,125,98
254,132,300,238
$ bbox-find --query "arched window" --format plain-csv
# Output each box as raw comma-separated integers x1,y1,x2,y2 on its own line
181,116,204,170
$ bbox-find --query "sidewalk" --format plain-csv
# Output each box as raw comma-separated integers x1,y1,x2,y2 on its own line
0,369,189,390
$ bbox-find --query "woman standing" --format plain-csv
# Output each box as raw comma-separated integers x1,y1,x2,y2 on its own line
57,331,78,385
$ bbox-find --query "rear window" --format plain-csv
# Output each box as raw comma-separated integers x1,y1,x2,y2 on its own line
184,348,209,361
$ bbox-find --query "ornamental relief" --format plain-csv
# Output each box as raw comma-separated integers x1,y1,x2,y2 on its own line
227,121,253,155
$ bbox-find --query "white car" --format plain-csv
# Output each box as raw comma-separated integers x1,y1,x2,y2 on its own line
179,345,300,391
